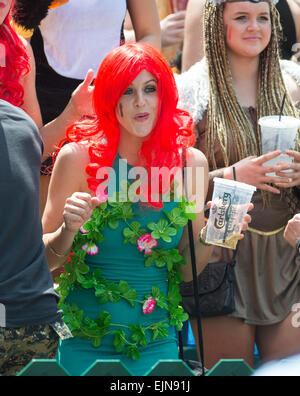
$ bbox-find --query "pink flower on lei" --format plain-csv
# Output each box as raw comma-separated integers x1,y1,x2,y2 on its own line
80,224,89,234
137,233,158,255
95,184,108,204
82,242,99,256
143,296,157,315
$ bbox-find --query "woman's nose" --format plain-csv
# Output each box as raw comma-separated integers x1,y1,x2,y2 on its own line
134,91,146,108
247,19,259,31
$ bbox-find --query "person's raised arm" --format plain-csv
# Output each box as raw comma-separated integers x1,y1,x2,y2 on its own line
42,143,100,271
181,0,206,72
127,0,161,52
21,39,95,160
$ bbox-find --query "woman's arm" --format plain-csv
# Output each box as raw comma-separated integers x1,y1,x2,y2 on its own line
21,39,95,160
42,143,99,271
127,0,161,51
181,0,206,72
178,147,213,282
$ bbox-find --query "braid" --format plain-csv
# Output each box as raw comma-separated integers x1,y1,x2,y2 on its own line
204,2,299,171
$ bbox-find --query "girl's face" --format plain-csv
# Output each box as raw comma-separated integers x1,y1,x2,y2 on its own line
115,70,159,141
0,0,12,25
223,1,272,59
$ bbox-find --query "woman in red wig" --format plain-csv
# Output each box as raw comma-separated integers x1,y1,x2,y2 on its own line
0,1,94,166
42,42,252,376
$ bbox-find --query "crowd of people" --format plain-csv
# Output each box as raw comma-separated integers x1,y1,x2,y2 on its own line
0,0,300,377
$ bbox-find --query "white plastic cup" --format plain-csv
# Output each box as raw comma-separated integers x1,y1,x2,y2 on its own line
259,116,300,176
206,178,256,250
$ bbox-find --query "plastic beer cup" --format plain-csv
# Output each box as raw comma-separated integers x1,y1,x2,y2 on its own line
206,178,256,249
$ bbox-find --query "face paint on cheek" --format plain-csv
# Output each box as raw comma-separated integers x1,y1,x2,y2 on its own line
119,103,124,118
225,24,232,44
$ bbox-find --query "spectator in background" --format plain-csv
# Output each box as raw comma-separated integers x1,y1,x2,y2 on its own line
13,0,161,214
181,0,300,72
125,0,188,72
176,0,300,369
0,100,72,377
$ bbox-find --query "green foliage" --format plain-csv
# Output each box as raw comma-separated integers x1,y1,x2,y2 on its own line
56,195,196,360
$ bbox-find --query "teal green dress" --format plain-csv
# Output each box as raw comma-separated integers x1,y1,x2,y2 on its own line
57,156,184,376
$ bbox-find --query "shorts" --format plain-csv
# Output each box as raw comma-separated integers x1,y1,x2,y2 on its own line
0,321,72,376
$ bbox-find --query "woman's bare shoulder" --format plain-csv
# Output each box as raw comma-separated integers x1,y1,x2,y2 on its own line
57,141,91,169
186,146,208,169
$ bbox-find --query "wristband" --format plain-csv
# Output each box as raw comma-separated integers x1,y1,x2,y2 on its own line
48,240,70,259
199,225,212,246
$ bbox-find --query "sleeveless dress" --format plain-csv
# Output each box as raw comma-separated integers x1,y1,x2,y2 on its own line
56,156,183,376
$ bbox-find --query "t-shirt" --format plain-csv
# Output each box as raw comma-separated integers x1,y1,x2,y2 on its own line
0,100,61,328
39,0,127,79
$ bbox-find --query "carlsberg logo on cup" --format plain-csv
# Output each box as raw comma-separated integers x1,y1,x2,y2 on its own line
214,192,232,230
206,178,256,250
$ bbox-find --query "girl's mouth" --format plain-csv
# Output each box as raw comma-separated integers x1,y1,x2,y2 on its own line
134,113,150,122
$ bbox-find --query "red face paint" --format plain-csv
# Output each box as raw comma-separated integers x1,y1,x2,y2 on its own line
225,24,232,43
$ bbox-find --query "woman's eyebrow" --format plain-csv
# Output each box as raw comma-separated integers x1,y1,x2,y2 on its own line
234,11,269,15
144,79,158,84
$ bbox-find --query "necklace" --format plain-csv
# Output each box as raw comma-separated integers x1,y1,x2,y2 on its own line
56,186,196,360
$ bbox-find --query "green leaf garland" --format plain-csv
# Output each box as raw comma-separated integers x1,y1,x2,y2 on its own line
56,194,194,359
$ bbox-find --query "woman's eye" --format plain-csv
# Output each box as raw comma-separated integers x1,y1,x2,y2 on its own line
235,16,247,21
123,88,134,95
259,16,269,21
144,85,157,93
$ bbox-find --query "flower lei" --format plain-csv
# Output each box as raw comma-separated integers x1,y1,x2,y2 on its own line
56,184,196,361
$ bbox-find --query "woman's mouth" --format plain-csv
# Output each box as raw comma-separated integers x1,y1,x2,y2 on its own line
134,113,150,122
0,2,6,9
244,37,261,41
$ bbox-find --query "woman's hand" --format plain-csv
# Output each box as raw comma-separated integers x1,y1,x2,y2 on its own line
239,203,253,239
224,150,292,194
63,192,101,234
274,150,300,188
284,213,300,248
70,69,95,118
206,202,253,240
160,11,186,47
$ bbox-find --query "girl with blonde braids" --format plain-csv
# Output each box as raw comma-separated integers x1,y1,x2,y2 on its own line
177,0,300,369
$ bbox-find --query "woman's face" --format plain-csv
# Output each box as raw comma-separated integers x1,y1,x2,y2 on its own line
0,0,12,25
115,70,159,140
223,1,272,59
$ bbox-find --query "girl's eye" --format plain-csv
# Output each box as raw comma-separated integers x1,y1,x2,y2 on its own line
259,16,269,21
123,88,134,95
144,85,157,93
235,15,247,21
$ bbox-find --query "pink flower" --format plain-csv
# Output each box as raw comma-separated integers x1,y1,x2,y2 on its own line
95,184,108,204
80,224,89,234
82,242,99,255
143,296,157,315
137,234,158,255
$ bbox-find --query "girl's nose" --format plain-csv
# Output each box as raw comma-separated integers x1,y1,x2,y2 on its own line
134,91,146,108
247,19,259,31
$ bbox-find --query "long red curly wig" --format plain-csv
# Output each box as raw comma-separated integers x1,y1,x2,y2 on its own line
0,1,30,107
63,43,195,202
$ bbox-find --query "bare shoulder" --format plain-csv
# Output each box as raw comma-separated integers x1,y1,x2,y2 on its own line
186,146,208,170
57,142,90,170
283,72,300,103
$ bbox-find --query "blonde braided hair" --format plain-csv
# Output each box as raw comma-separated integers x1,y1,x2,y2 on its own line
204,1,299,170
